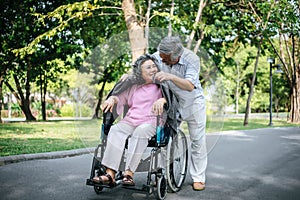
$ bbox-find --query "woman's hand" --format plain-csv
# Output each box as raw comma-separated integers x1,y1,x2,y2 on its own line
152,98,167,115
101,96,118,113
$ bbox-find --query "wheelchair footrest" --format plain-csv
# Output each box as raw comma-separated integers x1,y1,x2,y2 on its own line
86,179,112,187
86,179,94,186
122,184,152,193
86,178,122,188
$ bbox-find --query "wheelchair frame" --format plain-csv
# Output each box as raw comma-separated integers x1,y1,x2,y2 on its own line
86,114,188,200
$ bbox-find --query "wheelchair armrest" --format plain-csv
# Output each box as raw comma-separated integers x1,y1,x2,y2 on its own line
147,135,157,147
102,111,116,135
102,124,112,135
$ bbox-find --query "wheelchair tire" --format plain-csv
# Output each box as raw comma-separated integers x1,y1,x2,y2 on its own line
166,129,188,192
94,186,103,194
155,176,167,200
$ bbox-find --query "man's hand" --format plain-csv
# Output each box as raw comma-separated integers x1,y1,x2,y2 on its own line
154,71,174,82
155,71,194,91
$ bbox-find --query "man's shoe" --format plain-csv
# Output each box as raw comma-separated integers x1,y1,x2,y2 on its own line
192,182,205,191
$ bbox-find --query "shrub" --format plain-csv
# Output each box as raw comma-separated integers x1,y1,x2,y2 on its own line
60,103,92,117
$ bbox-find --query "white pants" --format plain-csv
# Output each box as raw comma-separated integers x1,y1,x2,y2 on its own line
183,101,207,183
101,122,156,173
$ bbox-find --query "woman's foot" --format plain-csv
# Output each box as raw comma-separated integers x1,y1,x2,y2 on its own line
122,170,135,186
92,173,116,187
192,182,205,191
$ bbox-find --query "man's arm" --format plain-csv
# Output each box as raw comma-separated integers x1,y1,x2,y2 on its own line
154,71,194,91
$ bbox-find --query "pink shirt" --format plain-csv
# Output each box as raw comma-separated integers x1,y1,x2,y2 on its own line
115,84,162,126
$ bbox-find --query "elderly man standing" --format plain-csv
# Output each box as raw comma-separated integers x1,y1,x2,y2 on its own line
153,36,207,191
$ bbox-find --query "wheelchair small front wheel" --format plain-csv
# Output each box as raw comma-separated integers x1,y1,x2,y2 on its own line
94,186,103,194
155,176,167,200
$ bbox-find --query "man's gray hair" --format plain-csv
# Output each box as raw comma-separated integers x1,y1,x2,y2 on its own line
158,36,184,61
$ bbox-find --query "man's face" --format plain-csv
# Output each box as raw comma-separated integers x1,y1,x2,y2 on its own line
159,52,179,66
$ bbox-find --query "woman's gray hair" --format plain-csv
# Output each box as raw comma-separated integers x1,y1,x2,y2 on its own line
132,54,160,84
158,36,184,61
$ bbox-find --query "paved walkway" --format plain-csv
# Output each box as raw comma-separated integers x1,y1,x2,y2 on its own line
1,127,300,200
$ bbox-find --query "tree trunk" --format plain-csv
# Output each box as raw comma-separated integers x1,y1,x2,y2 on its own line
145,0,151,53
92,81,106,119
40,72,47,121
235,61,240,114
122,0,147,62
289,67,300,123
21,98,36,121
272,29,300,123
24,63,36,121
0,73,3,123
289,31,300,123
187,0,207,50
244,39,262,126
235,81,239,114
5,74,36,121
168,0,174,37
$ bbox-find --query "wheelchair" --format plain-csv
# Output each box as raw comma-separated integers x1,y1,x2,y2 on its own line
86,110,188,200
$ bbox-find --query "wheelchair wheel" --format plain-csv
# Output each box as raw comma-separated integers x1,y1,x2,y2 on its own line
94,186,103,194
91,159,106,195
155,176,167,200
90,145,106,195
166,129,188,192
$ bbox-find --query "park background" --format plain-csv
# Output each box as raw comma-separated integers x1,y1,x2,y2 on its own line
0,0,299,156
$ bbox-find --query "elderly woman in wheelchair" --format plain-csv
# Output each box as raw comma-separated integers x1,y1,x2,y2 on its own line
87,54,188,199
92,54,167,186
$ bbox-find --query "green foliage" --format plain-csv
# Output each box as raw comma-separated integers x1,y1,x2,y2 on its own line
1,0,88,120
1,0,297,123
60,103,92,117
10,103,24,118
13,0,124,56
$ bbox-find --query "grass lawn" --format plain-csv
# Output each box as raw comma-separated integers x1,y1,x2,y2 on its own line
0,116,298,156
0,120,101,156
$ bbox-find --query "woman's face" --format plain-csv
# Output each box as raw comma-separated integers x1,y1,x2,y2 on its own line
141,60,158,84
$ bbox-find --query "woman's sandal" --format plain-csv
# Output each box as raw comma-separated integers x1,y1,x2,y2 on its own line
192,182,205,191
122,174,135,186
92,174,116,187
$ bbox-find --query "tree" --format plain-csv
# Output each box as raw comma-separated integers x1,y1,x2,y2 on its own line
1,0,37,120
1,0,83,121
0,70,4,123
267,0,300,123
199,1,293,125
7,0,296,125
186,0,208,52
0,55,9,123
3,0,111,120
238,0,300,124
221,45,258,114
